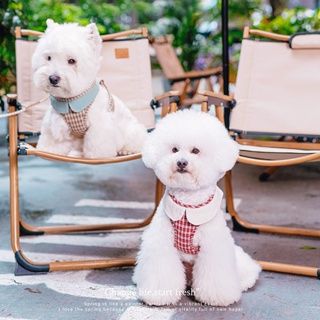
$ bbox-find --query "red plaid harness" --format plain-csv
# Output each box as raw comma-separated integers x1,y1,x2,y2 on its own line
169,193,215,255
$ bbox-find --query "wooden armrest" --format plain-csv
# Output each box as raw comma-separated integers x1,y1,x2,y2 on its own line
16,26,148,41
198,91,236,109
151,91,179,114
247,28,290,42
16,27,43,38
154,91,180,101
183,67,222,78
168,67,222,83
199,90,233,101
101,27,148,41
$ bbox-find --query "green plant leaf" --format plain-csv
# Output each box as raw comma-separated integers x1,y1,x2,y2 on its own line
300,245,317,250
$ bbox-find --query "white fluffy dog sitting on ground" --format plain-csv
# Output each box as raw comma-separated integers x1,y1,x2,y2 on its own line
133,109,261,306
32,19,146,158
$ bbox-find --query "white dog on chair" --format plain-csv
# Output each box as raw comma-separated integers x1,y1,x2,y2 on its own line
32,19,146,158
133,109,261,306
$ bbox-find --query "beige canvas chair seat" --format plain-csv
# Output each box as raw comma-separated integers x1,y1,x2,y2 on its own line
200,27,320,278
8,26,178,275
149,35,222,108
238,144,320,162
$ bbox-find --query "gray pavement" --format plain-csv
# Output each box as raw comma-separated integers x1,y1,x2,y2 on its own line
0,127,320,320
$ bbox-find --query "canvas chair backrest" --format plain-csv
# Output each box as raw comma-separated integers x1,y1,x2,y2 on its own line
16,38,47,134
15,28,155,134
151,39,186,93
99,34,154,129
230,32,320,137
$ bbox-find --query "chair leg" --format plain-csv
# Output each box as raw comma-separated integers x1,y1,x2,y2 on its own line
14,197,159,275
224,171,320,237
14,249,136,275
12,178,161,275
12,179,162,275
258,261,320,278
9,133,163,274
259,166,280,182
18,178,163,236
11,179,162,275
224,171,320,278
9,109,163,275
258,137,296,181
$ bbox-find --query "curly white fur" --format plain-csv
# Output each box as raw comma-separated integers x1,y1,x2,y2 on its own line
32,19,146,158
133,109,261,306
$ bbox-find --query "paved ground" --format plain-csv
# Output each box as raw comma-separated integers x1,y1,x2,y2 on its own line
0,116,320,320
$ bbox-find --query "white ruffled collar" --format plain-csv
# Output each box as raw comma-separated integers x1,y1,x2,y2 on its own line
164,187,223,226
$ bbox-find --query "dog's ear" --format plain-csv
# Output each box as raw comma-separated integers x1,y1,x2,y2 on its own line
46,19,59,29
141,132,158,170
215,135,239,173
85,23,102,47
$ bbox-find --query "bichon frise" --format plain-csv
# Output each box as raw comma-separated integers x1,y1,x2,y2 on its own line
32,19,147,158
133,109,261,306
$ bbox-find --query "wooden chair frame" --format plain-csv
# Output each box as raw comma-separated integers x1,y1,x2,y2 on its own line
200,27,320,278
149,35,222,107
8,26,179,275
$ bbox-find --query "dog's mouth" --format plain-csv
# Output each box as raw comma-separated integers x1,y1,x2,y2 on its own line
176,168,188,174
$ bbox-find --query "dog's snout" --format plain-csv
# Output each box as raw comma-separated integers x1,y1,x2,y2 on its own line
49,75,61,85
177,158,188,169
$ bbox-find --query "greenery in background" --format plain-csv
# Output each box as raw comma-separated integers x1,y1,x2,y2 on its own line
141,0,215,71
0,0,119,100
1,0,320,100
256,7,320,34
0,0,259,98
0,0,16,107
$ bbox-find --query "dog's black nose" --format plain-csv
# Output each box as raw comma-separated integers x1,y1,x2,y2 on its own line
49,75,61,85
177,158,188,169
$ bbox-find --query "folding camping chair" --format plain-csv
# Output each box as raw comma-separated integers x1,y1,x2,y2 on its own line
149,35,222,108
200,27,320,278
8,26,178,275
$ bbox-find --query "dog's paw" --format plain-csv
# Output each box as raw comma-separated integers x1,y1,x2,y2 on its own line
138,287,182,306
118,148,135,156
192,264,242,306
194,287,241,307
235,245,261,292
240,265,261,292
134,262,186,306
68,150,83,158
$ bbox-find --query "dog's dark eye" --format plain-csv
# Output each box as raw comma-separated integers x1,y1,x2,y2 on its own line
68,59,76,65
191,148,200,154
172,147,179,153
47,56,51,61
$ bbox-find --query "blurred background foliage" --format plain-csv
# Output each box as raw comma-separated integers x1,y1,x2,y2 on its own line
1,0,320,101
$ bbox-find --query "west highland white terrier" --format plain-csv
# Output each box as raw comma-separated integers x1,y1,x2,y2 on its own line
32,19,147,158
133,109,261,306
